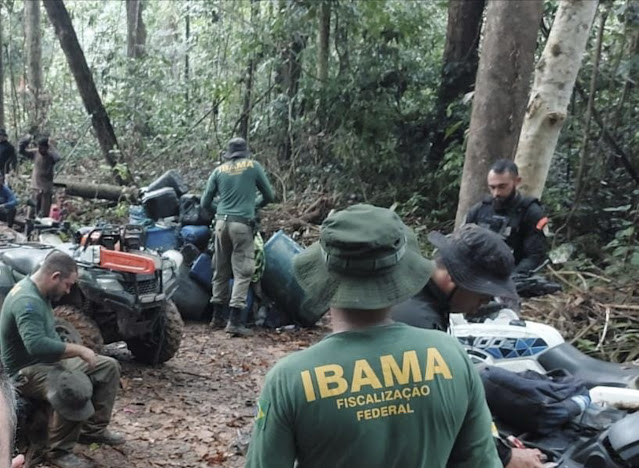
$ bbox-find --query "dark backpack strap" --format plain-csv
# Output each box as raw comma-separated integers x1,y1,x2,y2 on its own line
509,196,539,233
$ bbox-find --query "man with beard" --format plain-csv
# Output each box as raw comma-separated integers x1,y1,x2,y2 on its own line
0,252,123,468
464,159,548,275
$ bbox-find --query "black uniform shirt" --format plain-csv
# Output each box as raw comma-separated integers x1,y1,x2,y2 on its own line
465,192,547,274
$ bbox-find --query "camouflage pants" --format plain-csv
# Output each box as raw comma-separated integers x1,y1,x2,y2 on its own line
15,356,120,453
212,220,255,310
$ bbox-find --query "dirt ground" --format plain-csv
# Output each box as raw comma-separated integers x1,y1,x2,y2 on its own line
34,323,328,468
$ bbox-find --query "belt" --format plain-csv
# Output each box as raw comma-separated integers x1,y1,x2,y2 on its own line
216,214,254,226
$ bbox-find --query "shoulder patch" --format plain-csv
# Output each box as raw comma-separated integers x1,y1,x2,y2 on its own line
536,217,549,231
254,399,270,430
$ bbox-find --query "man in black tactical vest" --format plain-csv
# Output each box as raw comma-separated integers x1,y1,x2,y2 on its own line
464,159,548,275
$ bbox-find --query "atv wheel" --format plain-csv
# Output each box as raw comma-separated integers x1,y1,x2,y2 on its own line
53,305,104,353
54,318,83,345
126,300,183,365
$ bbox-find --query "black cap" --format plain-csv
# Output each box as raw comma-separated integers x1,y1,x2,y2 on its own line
428,224,518,299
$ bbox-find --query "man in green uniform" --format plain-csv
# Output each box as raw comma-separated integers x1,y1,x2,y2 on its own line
0,252,123,468
245,204,501,468
202,138,274,336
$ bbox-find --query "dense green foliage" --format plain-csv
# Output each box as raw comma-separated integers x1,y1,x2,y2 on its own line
1,0,638,269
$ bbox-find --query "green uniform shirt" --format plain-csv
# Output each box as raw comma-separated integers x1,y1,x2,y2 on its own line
201,157,274,219
0,277,66,376
245,323,500,468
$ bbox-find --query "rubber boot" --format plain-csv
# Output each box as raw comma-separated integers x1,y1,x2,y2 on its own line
225,307,253,337
209,303,226,329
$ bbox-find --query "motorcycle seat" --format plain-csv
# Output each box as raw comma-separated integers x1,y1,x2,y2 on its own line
0,249,50,275
538,342,639,389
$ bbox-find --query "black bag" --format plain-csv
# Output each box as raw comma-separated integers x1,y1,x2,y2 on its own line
480,366,589,434
146,170,189,198
179,194,213,226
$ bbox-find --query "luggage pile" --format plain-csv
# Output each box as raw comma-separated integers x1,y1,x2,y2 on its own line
129,170,213,253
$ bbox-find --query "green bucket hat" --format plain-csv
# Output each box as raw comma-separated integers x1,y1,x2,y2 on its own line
293,204,434,311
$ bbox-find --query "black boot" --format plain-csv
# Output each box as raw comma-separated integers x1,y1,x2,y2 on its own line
209,303,226,329
225,307,253,337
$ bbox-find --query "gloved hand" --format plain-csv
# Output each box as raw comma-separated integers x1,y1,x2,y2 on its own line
0,204,6,214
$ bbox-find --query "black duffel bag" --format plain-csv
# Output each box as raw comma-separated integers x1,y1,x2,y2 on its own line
179,194,213,226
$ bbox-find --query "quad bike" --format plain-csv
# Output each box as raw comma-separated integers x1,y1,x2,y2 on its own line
451,273,639,390
0,222,184,365
494,409,639,468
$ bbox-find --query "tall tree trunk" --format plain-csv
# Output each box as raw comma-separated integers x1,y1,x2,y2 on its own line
317,0,330,83
455,0,544,226
429,0,485,165
316,0,331,126
25,0,43,133
184,2,190,105
275,0,307,161
239,0,259,141
43,0,131,185
514,0,599,199
0,5,4,129
126,0,146,59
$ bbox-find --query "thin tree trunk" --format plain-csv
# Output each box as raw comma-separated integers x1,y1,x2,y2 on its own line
429,0,485,165
239,0,259,140
557,10,606,239
126,0,146,59
184,2,190,105
275,0,307,161
455,0,544,226
25,0,43,133
43,0,131,185
0,6,4,129
514,0,599,199
317,0,330,83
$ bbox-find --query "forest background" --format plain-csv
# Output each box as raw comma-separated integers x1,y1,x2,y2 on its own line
1,0,638,358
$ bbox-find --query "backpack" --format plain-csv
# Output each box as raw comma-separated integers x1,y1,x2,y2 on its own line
480,366,589,434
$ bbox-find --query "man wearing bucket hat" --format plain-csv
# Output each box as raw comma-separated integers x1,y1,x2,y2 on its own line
245,204,501,468
202,137,274,336
392,224,546,468
392,223,518,331
0,251,123,468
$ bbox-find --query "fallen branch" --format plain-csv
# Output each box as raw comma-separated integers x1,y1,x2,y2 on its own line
54,178,139,202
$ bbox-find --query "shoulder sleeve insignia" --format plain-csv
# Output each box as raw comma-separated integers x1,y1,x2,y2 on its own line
536,217,549,231
255,399,270,429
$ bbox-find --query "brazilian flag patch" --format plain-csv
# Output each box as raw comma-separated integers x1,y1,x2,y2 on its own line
255,399,270,430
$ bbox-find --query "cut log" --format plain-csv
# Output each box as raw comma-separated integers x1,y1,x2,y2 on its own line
54,178,139,202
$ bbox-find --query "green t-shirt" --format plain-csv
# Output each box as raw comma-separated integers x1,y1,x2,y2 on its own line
201,157,274,219
245,323,500,468
0,277,66,376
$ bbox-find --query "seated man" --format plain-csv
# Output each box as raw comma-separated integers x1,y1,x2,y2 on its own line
0,173,18,228
392,224,545,468
0,252,124,468
464,159,548,275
